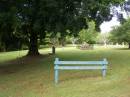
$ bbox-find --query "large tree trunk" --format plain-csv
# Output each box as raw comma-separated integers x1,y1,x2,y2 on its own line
27,32,39,56
61,38,66,47
129,43,130,49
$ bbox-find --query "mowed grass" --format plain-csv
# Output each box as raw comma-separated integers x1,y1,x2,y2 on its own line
0,46,130,97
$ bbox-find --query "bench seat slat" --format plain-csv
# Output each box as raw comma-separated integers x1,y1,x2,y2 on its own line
55,66,107,70
55,61,108,65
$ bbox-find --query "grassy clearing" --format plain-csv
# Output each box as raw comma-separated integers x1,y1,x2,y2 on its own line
0,46,130,97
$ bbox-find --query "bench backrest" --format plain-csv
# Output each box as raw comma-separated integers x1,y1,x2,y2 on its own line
54,58,108,65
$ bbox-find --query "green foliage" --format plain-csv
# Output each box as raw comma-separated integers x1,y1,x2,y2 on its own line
46,32,61,46
0,1,21,51
79,21,98,44
0,0,125,54
97,33,110,44
110,18,130,45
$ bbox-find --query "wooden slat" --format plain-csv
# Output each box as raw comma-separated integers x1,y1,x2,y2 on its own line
54,61,108,65
54,66,107,70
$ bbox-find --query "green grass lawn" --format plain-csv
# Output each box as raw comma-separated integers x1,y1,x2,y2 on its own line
0,46,130,97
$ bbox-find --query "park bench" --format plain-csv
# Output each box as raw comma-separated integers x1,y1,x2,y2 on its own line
54,58,108,83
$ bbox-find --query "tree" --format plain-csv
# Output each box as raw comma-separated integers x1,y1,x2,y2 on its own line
79,21,98,44
49,32,60,54
97,33,110,46
110,18,130,48
0,0,125,55
0,1,22,51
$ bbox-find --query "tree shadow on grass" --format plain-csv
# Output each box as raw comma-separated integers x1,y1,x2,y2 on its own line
112,48,130,50
0,54,54,75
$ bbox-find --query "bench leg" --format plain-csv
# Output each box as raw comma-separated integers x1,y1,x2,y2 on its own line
102,69,106,77
55,69,59,84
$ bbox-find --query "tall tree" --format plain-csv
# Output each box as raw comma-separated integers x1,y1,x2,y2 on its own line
110,18,130,48
0,0,124,55
79,21,97,44
0,1,21,51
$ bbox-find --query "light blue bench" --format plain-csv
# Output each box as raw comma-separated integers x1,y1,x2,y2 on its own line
54,58,108,83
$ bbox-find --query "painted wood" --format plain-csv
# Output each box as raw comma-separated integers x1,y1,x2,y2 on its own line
54,58,108,83
102,69,106,77
55,61,108,65
54,64,59,84
55,66,107,70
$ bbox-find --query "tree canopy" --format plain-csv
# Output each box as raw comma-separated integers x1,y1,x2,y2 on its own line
110,18,130,48
0,0,125,55
79,21,97,44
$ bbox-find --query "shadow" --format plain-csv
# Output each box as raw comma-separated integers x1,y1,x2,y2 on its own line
112,48,130,50
0,54,54,75
59,72,101,83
